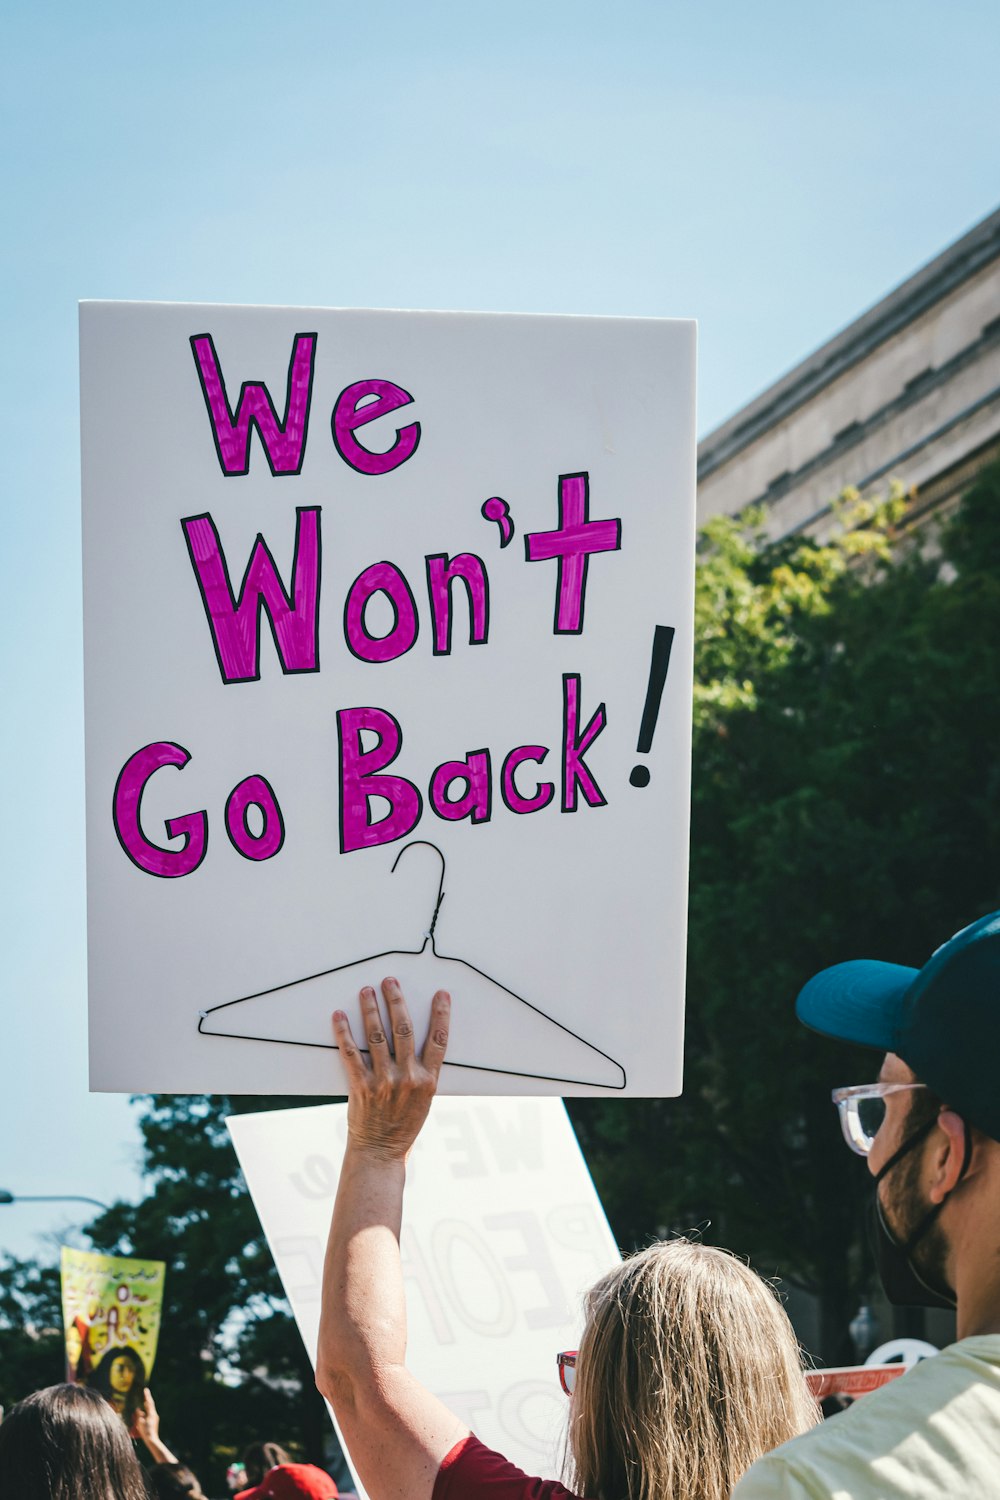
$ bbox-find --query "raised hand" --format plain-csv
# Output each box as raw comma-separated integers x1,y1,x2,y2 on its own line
333,978,451,1160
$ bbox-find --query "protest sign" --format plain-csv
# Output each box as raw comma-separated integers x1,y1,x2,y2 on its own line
81,302,696,1094
227,1097,620,1485
805,1364,908,1400
60,1246,166,1414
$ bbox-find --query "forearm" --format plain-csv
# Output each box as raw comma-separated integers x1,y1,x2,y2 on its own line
317,1140,409,1397
317,1136,466,1500
315,984,464,1500
141,1432,179,1465
136,1391,177,1465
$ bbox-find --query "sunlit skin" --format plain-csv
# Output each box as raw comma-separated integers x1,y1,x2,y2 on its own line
868,1055,926,1186
867,1051,1000,1340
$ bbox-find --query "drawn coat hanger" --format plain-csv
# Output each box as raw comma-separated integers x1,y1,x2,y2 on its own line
199,841,626,1089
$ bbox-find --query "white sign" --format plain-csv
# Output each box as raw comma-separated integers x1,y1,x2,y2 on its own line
81,302,696,1094
226,1099,621,1485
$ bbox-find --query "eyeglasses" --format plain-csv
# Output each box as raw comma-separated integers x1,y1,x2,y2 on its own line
556,1350,577,1395
831,1082,928,1156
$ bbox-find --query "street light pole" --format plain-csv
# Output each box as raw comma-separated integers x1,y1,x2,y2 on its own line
0,1190,111,1213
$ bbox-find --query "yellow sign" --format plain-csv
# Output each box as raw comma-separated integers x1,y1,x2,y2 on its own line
60,1246,166,1430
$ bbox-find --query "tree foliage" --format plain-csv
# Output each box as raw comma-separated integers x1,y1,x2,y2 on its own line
570,461,1000,1358
5,462,1000,1458
1,1092,340,1489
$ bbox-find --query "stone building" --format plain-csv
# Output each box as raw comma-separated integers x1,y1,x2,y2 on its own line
697,206,1000,537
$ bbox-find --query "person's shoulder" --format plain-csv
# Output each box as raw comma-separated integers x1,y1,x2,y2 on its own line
734,1338,1000,1499
434,1434,585,1500
809,1337,1000,1426
732,1445,821,1499
846,1334,1000,1411
941,1333,1000,1373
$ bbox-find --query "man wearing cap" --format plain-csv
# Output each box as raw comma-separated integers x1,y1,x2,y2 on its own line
733,911,1000,1498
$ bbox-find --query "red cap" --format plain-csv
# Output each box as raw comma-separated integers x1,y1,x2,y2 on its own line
235,1464,338,1500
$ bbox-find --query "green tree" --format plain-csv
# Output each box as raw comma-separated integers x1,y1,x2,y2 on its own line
91,1092,343,1488
571,460,1000,1359
0,1256,64,1410
1,1093,342,1491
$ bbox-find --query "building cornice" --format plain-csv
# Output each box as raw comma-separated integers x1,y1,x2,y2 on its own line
737,321,1000,515
773,383,1000,542
699,205,1000,481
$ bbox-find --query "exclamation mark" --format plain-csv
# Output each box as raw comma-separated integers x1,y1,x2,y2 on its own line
630,625,675,787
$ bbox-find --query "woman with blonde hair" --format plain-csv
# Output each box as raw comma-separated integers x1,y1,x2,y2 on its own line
567,1240,818,1500
317,980,818,1500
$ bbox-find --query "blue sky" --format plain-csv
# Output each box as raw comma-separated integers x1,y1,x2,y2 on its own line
2,0,998,1263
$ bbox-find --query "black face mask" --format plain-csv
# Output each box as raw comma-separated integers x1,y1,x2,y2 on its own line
867,1114,968,1311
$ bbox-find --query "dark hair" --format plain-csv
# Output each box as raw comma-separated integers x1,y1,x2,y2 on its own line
148,1463,206,1500
0,1384,150,1500
86,1345,147,1426
243,1441,292,1486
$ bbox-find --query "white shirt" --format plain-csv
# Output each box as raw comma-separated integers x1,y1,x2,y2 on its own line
734,1336,1000,1500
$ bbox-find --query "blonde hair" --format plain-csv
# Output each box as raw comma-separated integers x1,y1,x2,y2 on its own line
567,1240,818,1500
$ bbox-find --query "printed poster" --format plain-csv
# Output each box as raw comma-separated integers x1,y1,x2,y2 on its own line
81,302,696,1095
61,1246,166,1426
228,1098,621,1486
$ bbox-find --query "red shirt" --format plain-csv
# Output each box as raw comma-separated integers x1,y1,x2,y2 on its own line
433,1435,585,1500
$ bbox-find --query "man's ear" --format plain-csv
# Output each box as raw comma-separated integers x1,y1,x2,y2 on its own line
928,1110,969,1202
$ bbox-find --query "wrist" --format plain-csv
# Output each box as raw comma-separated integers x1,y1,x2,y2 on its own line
344,1134,411,1167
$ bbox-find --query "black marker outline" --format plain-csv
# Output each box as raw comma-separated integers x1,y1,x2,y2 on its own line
480,496,514,548
181,506,322,686
562,673,608,813
425,552,491,656
524,471,622,636
500,745,554,815
225,774,286,862
343,560,420,664
337,706,424,855
112,741,208,879
189,331,316,478
429,748,493,825
331,377,421,476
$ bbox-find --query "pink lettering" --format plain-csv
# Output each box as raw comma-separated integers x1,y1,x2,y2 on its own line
429,750,492,824
182,507,321,684
344,561,419,663
426,553,489,656
331,378,420,476
225,775,285,861
337,707,422,853
562,674,607,812
113,743,207,878
525,472,621,634
501,746,554,814
190,332,316,476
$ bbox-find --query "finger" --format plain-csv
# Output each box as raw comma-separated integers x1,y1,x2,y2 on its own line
332,1008,370,1085
420,990,451,1080
381,976,416,1065
358,984,392,1072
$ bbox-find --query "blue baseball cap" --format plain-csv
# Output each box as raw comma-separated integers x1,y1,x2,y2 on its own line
796,910,1000,1142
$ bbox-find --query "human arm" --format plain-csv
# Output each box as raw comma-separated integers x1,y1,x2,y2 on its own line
315,978,468,1500
134,1388,179,1465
